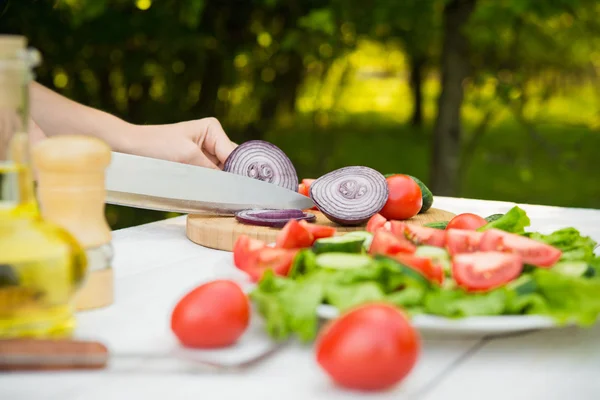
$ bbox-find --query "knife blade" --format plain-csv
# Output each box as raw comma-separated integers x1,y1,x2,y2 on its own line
104,152,315,215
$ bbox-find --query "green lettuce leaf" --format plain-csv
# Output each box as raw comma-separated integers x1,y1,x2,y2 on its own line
325,282,386,312
250,270,325,342
478,206,530,234
531,268,600,326
423,288,509,318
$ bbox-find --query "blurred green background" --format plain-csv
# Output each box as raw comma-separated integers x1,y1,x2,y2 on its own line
2,0,599,230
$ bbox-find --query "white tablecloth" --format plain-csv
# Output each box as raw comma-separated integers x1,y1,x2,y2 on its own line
2,196,600,400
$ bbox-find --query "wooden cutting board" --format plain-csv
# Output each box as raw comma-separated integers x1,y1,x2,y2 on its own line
186,208,455,251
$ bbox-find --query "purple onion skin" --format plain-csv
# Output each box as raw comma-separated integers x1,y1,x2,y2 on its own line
223,140,299,192
309,166,389,226
235,209,316,228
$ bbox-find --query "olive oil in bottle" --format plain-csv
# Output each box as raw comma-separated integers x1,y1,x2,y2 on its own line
0,35,87,338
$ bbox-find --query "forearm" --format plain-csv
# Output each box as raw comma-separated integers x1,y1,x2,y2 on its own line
30,81,137,152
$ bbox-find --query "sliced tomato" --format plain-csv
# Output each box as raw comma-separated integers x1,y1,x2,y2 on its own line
298,183,309,197
233,235,266,271
243,247,298,282
479,229,562,268
275,219,315,249
392,253,444,285
446,229,484,256
452,251,523,292
392,222,446,247
369,230,416,256
366,213,388,234
299,220,336,239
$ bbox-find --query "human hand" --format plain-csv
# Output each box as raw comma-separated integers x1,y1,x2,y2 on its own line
129,117,237,169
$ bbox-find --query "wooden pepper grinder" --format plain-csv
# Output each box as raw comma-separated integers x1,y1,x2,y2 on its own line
32,135,114,310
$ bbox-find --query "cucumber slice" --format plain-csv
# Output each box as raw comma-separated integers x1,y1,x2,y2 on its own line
415,245,452,275
313,235,365,254
506,274,537,295
315,253,373,270
552,261,596,278
424,221,449,230
485,213,504,223
343,231,373,250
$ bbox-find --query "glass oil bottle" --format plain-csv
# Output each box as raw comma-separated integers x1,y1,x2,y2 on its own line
0,35,87,338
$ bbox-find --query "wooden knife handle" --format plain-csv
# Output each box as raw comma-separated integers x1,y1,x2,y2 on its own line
32,135,113,249
0,339,109,371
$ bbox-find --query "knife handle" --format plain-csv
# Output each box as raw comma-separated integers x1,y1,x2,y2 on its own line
32,135,114,310
0,339,109,371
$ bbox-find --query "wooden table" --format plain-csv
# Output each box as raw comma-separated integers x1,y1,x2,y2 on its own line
2,196,600,400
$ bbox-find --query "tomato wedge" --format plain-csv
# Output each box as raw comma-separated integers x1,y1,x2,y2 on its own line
298,183,309,197
243,247,298,282
452,251,523,292
369,230,416,256
299,220,336,239
391,222,446,247
302,178,316,187
479,229,562,267
392,253,444,285
275,219,315,249
445,229,484,256
233,235,266,270
366,213,388,233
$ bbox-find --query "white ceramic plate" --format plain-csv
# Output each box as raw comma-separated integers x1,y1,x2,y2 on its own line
316,304,561,336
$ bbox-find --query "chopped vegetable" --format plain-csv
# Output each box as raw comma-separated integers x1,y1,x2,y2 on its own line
452,252,523,292
480,229,562,267
223,139,299,191
393,253,445,285
446,229,484,255
275,219,315,249
298,220,336,240
235,209,316,227
309,166,389,226
394,222,446,247
366,213,388,233
313,235,365,254
369,229,416,256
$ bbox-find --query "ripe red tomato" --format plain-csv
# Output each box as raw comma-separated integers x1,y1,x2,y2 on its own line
369,230,416,256
299,220,336,239
452,252,523,292
392,253,445,285
171,280,250,348
393,222,446,247
275,219,315,249
479,229,562,267
379,175,422,221
445,229,484,255
316,303,420,391
446,213,487,231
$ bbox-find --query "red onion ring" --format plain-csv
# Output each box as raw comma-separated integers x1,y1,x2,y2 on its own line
223,140,299,192
309,166,389,226
235,209,316,227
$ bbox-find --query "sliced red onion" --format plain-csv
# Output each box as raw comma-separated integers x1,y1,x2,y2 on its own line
235,209,316,227
223,140,298,191
309,166,389,226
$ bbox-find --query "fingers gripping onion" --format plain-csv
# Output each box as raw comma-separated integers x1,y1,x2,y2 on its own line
223,140,299,192
309,166,389,226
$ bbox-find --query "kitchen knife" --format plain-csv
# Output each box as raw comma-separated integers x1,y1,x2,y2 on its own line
104,152,315,215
